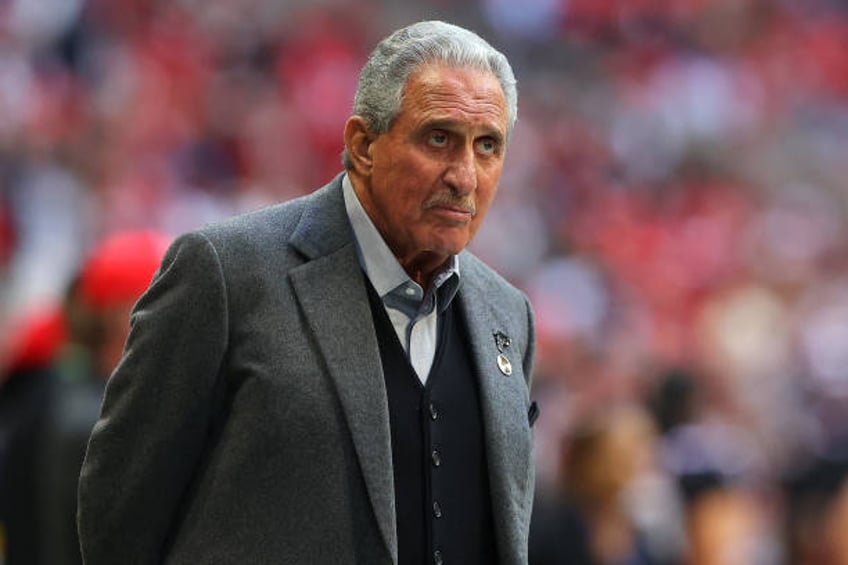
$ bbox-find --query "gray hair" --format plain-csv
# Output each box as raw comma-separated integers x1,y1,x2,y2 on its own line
342,20,517,169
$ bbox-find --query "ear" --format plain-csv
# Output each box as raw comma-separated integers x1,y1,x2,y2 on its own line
344,116,377,176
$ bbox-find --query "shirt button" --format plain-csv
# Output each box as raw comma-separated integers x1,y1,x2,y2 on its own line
405,287,416,296
433,500,442,518
431,449,441,467
429,403,438,420
433,550,443,565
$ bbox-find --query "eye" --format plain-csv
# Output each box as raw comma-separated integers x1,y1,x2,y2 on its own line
428,131,449,147
476,137,498,155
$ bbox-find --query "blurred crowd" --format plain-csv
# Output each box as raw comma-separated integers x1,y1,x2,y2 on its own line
2,0,848,563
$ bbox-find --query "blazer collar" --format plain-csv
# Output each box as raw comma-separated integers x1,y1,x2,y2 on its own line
290,173,354,261
289,174,398,562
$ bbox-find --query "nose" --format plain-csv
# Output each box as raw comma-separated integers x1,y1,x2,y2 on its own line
443,145,477,195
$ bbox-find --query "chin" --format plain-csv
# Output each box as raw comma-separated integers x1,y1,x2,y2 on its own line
418,228,473,258
430,240,469,257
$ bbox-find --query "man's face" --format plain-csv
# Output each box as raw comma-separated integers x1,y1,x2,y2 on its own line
358,64,508,271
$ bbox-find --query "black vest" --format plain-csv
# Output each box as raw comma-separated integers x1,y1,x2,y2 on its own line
366,283,498,565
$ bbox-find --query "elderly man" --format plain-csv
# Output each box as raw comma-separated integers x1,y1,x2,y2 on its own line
78,20,536,565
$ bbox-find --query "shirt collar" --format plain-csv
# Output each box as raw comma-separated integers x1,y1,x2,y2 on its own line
342,174,460,312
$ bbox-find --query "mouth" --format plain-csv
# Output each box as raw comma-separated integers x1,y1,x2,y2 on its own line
424,194,476,224
427,204,474,223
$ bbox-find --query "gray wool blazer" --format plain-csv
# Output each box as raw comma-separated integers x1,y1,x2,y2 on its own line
77,174,536,565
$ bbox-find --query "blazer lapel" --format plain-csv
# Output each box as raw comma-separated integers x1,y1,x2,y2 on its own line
289,178,397,563
458,262,533,563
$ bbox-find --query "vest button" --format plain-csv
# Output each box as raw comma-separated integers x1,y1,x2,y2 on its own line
433,550,443,565
433,500,442,518
429,403,438,420
431,449,441,467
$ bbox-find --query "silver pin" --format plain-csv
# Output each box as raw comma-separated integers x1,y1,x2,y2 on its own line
497,353,512,376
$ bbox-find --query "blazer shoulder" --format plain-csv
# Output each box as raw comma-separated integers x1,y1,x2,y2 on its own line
191,174,348,265
196,197,307,251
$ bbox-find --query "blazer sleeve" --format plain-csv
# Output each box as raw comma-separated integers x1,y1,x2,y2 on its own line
77,231,230,564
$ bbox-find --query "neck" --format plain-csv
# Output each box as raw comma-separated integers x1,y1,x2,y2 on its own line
399,252,451,291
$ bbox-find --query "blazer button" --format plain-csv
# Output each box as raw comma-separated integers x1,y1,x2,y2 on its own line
433,500,442,518
431,449,441,467
433,550,443,565
429,402,438,420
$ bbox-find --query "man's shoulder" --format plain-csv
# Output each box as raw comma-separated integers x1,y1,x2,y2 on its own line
188,175,345,259
198,192,309,243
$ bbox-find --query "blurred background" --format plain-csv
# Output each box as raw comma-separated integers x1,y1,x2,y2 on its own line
1,0,848,563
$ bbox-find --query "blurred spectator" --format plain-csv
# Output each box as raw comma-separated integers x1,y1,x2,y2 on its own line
0,229,170,565
0,306,66,564
530,405,679,565
784,456,848,565
650,369,781,564
684,483,774,565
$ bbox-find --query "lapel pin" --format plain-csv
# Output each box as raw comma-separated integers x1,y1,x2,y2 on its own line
493,331,513,376
497,353,513,376
493,331,511,353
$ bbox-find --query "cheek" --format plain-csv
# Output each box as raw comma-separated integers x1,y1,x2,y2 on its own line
384,153,435,195
477,159,502,194
395,183,428,218
400,167,445,210
474,181,499,219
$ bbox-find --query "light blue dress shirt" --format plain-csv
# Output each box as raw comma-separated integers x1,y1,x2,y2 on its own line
342,174,460,384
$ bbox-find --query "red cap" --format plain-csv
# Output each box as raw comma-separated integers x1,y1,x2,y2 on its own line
78,230,172,310
4,307,68,373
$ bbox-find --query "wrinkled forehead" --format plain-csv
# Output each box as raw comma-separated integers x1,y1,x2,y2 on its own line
399,64,508,133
